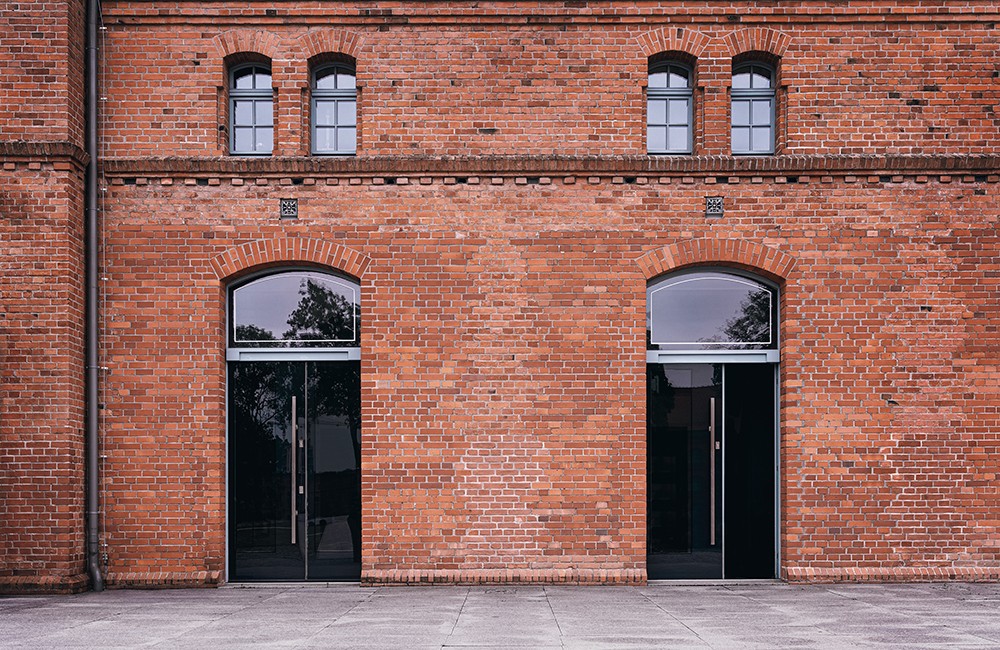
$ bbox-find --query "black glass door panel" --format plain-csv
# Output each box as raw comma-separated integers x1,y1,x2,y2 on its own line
229,362,303,580
724,363,776,579
647,364,722,579
229,360,361,581
647,362,776,580
305,361,361,580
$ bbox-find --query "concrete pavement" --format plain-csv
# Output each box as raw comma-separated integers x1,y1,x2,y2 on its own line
2,582,999,649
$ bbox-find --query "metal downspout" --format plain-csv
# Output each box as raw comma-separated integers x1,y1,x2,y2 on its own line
85,0,105,592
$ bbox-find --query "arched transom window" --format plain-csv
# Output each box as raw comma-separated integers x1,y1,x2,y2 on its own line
647,270,777,352
229,270,360,349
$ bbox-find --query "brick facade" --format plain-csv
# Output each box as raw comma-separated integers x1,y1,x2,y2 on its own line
1,1,998,591
0,0,89,594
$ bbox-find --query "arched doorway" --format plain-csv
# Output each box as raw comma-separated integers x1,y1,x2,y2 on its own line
646,269,778,579
227,269,361,581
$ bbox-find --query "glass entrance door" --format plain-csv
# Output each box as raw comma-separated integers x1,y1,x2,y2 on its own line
229,360,361,581
647,363,775,579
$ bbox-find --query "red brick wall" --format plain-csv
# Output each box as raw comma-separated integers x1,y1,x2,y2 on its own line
0,163,88,593
93,169,1000,585
0,0,88,593
97,2,1000,157
0,1,86,147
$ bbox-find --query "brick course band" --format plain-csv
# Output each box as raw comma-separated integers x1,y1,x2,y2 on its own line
100,154,1000,178
0,575,89,595
362,569,646,586
104,571,224,589
0,141,89,167
784,567,1000,584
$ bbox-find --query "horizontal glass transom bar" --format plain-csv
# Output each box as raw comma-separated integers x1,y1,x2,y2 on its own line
647,350,779,364
227,348,361,362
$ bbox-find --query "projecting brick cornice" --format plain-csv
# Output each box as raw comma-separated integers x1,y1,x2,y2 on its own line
211,237,372,281
637,238,797,282
0,141,89,169
101,154,1000,178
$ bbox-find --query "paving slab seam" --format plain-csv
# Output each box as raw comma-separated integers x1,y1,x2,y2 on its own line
147,586,301,649
638,587,712,648
822,585,1000,646
444,587,472,643
541,587,567,648
297,585,380,647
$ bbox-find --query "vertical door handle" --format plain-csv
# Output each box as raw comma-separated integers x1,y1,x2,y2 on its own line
291,395,297,545
710,396,716,547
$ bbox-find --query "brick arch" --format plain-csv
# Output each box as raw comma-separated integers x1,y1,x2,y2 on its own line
212,29,282,62
719,27,793,59
292,29,366,63
210,237,372,282
636,238,797,283
636,27,711,60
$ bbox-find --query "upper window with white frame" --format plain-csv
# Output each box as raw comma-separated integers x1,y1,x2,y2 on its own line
312,63,357,155
731,61,775,155
229,63,273,155
647,60,693,155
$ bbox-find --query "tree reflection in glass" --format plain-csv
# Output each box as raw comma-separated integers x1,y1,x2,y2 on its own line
647,272,775,351
232,273,360,347
720,288,771,349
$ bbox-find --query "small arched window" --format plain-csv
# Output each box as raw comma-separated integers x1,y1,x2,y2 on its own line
229,270,360,349
647,270,777,352
731,62,775,155
312,63,357,155
230,63,273,155
648,61,693,155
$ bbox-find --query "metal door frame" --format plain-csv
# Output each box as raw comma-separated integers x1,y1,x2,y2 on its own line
647,356,779,580
224,267,361,583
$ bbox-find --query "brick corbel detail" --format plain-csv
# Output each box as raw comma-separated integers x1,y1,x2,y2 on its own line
636,238,797,282
637,27,711,59
721,27,793,59
0,141,89,169
101,154,1000,178
210,237,371,281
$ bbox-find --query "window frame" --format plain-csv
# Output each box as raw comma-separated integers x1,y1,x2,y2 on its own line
647,60,694,156
226,267,362,361
646,268,780,364
229,63,274,156
731,62,776,156
311,63,358,156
